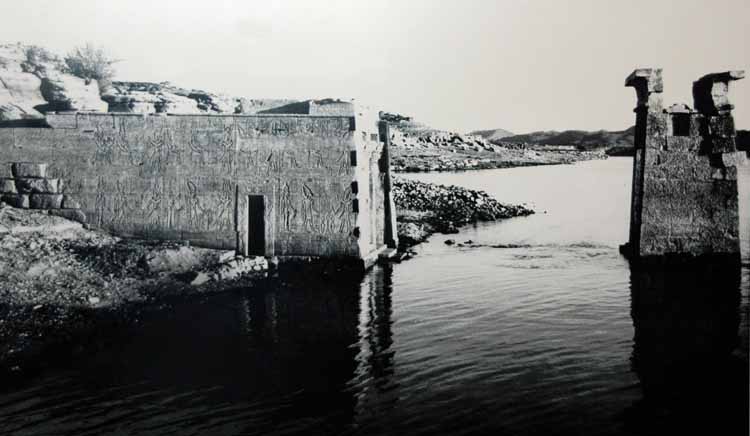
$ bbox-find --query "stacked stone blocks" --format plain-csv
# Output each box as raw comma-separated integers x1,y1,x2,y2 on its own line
624,69,745,260
0,162,85,222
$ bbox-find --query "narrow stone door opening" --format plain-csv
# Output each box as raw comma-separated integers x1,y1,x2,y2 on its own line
247,194,266,256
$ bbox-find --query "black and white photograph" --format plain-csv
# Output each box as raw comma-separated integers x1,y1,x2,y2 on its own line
0,1,748,434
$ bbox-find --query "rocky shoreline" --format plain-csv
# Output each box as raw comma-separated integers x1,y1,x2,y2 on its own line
385,115,608,173
392,146,606,172
393,177,534,250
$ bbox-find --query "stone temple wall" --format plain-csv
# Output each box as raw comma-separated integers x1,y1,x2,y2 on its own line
0,111,394,261
624,69,746,260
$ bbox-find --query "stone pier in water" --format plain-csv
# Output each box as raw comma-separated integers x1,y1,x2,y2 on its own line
622,68,746,262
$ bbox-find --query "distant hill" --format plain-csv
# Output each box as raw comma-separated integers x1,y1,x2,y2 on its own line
498,127,635,152
469,128,515,141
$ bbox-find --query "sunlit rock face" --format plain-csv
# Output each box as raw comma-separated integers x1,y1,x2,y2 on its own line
102,81,299,115
0,43,107,120
0,43,301,120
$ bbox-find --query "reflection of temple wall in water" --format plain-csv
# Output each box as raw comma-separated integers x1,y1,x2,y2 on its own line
352,265,397,422
236,264,395,431
628,264,748,433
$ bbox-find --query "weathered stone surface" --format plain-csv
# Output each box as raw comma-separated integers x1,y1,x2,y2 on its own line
1,194,29,208
666,103,691,113
625,68,742,259
708,137,737,154
0,69,46,120
48,208,86,223
0,110,395,262
144,246,202,275
0,44,47,120
0,44,108,120
39,72,108,112
707,115,735,138
711,166,738,181
688,114,704,137
645,112,668,139
60,194,81,209
693,70,745,115
721,151,748,167
101,81,298,115
665,136,701,153
11,162,47,178
625,68,664,93
0,178,16,193
14,177,60,194
29,193,63,209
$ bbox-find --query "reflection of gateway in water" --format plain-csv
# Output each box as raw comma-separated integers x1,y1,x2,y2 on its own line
235,264,396,432
627,263,748,435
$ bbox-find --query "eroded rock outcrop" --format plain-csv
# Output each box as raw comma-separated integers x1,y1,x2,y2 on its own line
102,81,298,115
0,43,107,120
1,43,299,120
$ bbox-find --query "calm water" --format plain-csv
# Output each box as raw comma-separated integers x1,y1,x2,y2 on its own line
1,158,748,435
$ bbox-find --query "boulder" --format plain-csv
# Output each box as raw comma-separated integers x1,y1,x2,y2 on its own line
48,208,87,223
61,195,81,209
143,246,202,275
0,44,108,119
1,194,29,208
14,178,60,194
29,193,63,209
0,69,45,120
0,178,17,194
11,162,47,178
39,72,108,112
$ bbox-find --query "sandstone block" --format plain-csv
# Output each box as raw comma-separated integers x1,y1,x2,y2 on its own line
1,194,29,208
29,193,63,209
693,71,745,115
61,195,81,209
646,112,668,138
0,178,16,194
708,137,737,154
15,177,60,194
11,162,47,178
689,114,704,137
665,136,700,152
48,208,87,223
711,166,738,181
708,115,735,138
721,151,747,167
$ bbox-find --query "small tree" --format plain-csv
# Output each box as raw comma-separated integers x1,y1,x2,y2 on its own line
64,43,118,92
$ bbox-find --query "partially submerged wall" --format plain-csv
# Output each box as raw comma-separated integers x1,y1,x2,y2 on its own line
0,111,390,259
624,69,746,260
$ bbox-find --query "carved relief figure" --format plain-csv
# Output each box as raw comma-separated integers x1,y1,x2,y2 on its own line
301,183,316,232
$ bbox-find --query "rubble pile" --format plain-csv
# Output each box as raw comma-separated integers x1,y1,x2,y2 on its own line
392,178,533,247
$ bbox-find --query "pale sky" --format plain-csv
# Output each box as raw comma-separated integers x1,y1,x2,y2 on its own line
1,0,748,134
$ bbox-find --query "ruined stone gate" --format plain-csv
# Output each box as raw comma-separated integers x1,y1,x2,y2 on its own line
0,102,398,268
623,69,747,261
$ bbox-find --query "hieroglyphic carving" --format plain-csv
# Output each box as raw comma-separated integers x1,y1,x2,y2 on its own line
3,113,364,254
280,181,298,231
236,116,351,139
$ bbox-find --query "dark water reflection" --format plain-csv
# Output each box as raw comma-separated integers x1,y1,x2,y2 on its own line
626,263,748,435
0,159,747,435
1,263,746,436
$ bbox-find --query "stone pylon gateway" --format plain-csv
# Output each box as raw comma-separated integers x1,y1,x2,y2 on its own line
622,68,746,261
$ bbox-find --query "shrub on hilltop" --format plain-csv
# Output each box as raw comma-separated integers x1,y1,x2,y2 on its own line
63,43,118,92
